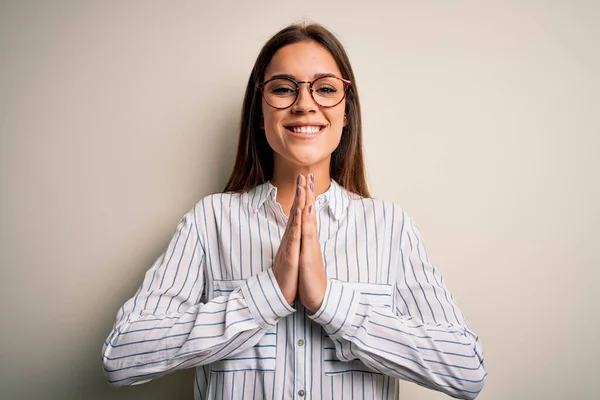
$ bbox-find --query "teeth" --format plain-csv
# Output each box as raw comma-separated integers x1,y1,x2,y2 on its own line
291,126,321,134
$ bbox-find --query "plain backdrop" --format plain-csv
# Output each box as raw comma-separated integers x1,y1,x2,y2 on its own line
1,1,598,399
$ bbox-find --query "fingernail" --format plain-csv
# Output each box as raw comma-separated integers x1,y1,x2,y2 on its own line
297,175,301,185
309,205,312,214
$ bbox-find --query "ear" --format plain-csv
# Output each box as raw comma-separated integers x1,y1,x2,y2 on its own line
259,116,265,129
343,113,348,127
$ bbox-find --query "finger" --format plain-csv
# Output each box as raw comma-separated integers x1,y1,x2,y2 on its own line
309,173,316,220
284,176,305,249
284,175,302,234
302,174,316,238
286,205,302,258
297,174,306,210
308,173,316,218
292,174,302,214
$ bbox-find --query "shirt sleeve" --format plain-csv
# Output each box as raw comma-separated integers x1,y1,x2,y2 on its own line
102,205,295,386
309,210,487,400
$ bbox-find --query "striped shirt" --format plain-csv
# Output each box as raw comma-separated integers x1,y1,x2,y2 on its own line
102,180,487,399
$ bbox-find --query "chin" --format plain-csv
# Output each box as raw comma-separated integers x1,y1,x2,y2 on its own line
286,152,331,168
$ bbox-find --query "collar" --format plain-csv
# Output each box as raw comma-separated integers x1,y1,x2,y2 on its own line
249,179,350,220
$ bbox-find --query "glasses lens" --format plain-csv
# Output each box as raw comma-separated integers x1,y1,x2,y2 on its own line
263,78,298,108
312,77,346,107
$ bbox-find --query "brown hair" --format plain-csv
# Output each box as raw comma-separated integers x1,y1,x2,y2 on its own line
223,22,370,197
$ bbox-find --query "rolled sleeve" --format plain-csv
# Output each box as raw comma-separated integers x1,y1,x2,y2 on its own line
309,279,360,338
241,268,296,330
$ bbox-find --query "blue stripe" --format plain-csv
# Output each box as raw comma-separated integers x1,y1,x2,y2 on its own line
345,203,351,280
241,371,247,400
414,224,449,322
312,281,333,320
164,238,199,313
238,194,243,279
328,290,355,335
386,204,394,284
372,199,379,283
200,197,216,285
177,248,204,313
354,203,360,281
362,199,370,282
398,210,425,321
228,194,233,280
247,191,253,276
212,368,275,373
406,220,437,323
422,356,485,370
418,345,477,358
141,218,187,311
265,269,291,312
222,356,276,361
244,280,275,327
217,194,224,280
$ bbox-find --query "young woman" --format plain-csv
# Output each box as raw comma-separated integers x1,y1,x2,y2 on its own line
103,23,487,399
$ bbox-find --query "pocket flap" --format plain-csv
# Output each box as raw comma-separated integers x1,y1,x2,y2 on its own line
336,281,392,308
212,279,246,297
323,281,391,376
210,279,278,372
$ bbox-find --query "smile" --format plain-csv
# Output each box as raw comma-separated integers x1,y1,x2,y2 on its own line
284,125,325,135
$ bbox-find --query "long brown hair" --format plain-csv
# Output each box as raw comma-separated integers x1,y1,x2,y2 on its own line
223,22,370,197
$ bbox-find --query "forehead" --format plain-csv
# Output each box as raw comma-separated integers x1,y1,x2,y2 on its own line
264,41,341,80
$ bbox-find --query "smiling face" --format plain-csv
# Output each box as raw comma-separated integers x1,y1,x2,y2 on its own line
261,41,347,173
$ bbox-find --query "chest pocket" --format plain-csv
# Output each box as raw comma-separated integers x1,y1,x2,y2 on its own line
209,279,277,373
323,281,392,376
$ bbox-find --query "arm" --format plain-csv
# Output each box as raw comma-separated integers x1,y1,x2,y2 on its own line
310,211,487,399
102,206,294,386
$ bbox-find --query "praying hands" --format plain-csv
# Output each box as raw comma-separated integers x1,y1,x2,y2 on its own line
272,173,328,313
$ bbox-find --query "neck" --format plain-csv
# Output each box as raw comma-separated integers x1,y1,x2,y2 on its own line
271,157,331,216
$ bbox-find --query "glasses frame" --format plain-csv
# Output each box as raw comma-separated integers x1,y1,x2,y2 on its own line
257,76,352,109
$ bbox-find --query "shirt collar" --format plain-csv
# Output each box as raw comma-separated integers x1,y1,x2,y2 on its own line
249,179,350,220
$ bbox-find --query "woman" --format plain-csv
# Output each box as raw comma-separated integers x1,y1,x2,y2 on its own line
102,23,487,399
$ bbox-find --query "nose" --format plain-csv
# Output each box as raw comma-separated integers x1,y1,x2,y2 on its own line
291,81,317,114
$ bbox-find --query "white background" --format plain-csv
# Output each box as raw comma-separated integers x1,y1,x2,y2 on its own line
1,1,598,399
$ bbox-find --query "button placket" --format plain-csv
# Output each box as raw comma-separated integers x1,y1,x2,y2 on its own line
295,304,306,400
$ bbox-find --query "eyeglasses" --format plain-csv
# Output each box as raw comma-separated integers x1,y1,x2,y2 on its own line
257,75,351,109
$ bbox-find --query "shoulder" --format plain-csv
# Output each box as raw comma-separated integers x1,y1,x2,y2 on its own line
348,194,409,222
189,191,248,217
189,184,272,219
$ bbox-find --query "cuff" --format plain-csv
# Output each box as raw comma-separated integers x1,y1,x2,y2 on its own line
241,268,296,330
309,279,360,338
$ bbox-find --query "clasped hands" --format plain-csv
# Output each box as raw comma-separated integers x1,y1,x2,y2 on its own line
273,174,327,314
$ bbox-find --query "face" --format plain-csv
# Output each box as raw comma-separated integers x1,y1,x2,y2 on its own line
261,41,347,172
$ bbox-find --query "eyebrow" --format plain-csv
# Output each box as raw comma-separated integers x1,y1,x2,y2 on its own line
265,72,337,81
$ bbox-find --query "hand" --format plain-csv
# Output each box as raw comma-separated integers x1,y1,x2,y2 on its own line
273,175,306,304
298,173,328,313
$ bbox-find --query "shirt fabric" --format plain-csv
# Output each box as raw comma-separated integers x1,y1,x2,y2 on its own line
102,180,487,399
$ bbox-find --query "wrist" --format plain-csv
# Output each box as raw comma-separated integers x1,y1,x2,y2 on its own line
302,279,327,314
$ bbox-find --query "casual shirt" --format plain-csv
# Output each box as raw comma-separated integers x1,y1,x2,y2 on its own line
102,180,487,399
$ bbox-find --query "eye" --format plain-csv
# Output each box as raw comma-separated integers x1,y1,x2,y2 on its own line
312,77,343,97
270,86,296,95
315,85,337,94
265,79,297,96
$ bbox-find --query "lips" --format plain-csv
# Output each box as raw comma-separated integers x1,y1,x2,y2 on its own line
283,124,326,135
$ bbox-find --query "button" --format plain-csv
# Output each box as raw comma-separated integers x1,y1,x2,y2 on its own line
297,339,304,346
298,389,305,397
317,198,325,205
